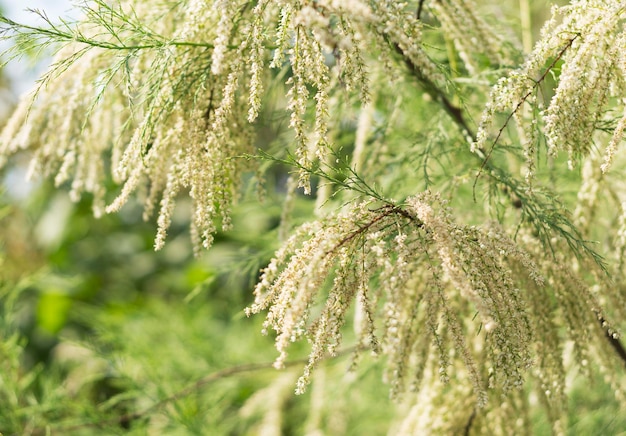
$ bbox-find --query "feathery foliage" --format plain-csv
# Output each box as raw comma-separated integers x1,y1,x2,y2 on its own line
1,0,626,434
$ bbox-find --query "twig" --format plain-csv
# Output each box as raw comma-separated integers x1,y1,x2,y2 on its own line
417,0,426,20
598,316,626,369
324,204,422,256
463,408,476,436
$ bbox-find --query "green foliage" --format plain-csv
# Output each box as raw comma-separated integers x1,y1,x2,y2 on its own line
0,186,399,435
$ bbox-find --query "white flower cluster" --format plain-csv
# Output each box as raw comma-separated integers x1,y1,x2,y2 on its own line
248,191,594,412
0,0,492,252
429,0,516,75
474,1,626,175
2,2,625,433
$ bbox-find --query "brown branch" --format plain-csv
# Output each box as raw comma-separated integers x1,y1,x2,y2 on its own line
463,408,476,436
598,316,626,369
28,346,359,435
392,31,578,182
392,41,475,141
417,0,426,20
325,204,424,257
203,87,215,124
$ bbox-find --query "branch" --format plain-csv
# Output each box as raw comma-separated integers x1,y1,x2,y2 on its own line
476,35,580,176
325,204,422,256
598,316,626,369
392,33,626,371
417,0,426,20
0,15,214,51
27,346,360,435
463,408,476,436
392,41,475,141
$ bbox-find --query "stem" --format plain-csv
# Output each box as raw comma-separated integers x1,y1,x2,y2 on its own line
324,204,421,256
598,316,626,369
477,35,579,179
520,0,532,53
463,408,476,436
0,15,214,51
417,0,426,20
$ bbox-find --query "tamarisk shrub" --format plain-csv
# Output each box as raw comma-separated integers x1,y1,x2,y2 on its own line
1,0,625,433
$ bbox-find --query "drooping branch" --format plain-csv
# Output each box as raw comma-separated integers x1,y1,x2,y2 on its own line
390,29,626,373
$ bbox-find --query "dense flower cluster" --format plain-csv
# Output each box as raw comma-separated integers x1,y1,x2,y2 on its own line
428,0,516,74
247,192,623,432
0,0,448,250
474,1,626,175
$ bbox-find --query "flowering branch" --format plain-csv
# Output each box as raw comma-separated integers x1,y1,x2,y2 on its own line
477,34,580,175
0,14,212,51
1,1,625,434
